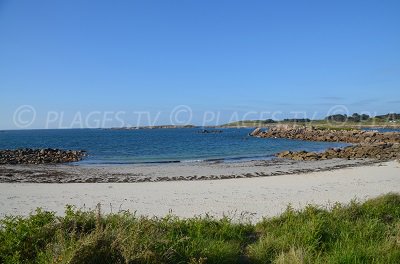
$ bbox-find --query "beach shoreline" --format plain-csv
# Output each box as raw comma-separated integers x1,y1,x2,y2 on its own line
1,161,399,222
0,157,379,183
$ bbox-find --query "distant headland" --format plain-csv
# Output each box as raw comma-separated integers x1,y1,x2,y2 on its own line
219,112,400,128
107,113,400,130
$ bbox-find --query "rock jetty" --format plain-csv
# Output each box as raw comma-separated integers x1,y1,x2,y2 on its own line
0,148,86,165
252,125,400,144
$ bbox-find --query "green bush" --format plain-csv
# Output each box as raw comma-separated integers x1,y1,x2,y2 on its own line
1,193,399,263
0,208,56,263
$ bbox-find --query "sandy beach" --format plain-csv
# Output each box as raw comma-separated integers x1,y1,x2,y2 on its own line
1,160,399,222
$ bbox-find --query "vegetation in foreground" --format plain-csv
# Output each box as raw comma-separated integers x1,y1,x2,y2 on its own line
1,194,400,264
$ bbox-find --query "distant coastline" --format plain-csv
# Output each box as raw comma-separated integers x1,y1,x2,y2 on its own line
219,112,400,129
108,124,198,130
106,112,400,130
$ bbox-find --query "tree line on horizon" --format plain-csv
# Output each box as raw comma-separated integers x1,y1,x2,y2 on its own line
259,113,400,124
325,113,400,122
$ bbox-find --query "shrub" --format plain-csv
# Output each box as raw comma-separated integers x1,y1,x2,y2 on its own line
0,193,399,263
0,209,56,263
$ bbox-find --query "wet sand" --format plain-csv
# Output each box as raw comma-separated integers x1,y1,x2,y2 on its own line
0,158,378,183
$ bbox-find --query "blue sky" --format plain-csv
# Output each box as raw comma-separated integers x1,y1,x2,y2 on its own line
1,0,399,129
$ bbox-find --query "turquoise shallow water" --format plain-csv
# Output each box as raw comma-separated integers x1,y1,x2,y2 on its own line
0,128,348,164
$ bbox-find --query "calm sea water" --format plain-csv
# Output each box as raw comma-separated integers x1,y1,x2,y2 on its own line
0,128,348,164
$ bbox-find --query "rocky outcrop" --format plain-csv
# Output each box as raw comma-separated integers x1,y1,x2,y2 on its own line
249,127,262,137
197,129,223,134
250,125,400,144
249,125,400,161
0,148,86,165
276,143,400,161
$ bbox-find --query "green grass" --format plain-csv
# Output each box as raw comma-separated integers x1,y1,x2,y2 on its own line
1,194,400,263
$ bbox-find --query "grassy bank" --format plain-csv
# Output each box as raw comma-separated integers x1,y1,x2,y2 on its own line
1,194,399,264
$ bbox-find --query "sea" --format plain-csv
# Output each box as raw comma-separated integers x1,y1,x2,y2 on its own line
0,128,357,165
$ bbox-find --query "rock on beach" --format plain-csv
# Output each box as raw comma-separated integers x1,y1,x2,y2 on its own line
0,148,86,165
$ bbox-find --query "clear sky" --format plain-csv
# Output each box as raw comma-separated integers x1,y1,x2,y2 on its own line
1,0,399,129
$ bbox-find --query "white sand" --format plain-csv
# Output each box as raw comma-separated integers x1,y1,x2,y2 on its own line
0,161,399,222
